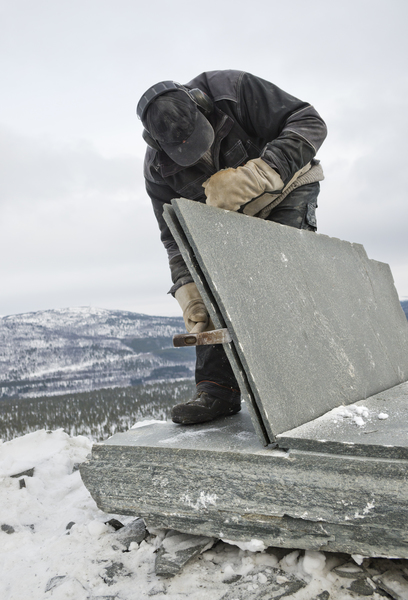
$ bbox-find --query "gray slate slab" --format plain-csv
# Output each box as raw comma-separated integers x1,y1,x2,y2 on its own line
277,381,408,458
219,566,306,599
165,199,408,443
80,404,408,558
154,530,215,577
163,203,270,446
81,199,408,558
373,569,408,599
113,518,147,549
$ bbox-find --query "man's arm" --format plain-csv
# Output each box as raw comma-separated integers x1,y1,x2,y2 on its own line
237,72,327,184
203,72,327,213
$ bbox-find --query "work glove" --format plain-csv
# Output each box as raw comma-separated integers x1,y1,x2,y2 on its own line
175,282,213,333
203,158,284,216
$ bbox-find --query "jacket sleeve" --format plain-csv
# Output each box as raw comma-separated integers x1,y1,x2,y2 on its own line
145,175,194,295
237,73,327,184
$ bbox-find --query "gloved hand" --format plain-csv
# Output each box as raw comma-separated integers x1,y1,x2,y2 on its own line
203,158,284,216
175,282,213,333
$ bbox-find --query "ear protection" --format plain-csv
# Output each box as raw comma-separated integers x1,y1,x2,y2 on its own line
137,80,214,151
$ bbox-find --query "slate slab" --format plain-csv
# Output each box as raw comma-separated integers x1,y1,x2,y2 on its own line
113,518,147,549
164,199,408,443
347,578,377,595
373,569,408,599
277,381,408,458
80,405,408,558
218,565,306,600
154,530,215,577
163,202,270,446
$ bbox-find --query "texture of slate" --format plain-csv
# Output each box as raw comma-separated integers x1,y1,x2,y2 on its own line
218,566,306,600
373,569,408,599
277,381,408,458
154,530,215,577
113,518,147,549
167,198,408,441
163,204,270,446
80,405,408,558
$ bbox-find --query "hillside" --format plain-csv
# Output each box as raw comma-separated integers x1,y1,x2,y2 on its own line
0,307,194,399
1,303,407,401
0,379,196,442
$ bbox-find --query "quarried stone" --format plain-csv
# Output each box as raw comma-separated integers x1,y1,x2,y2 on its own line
164,199,408,443
154,530,215,577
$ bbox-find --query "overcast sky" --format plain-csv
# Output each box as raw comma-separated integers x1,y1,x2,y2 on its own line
1,0,407,318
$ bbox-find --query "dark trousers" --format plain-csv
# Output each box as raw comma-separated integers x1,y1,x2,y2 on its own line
195,182,320,401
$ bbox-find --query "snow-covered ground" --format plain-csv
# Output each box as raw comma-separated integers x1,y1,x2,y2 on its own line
0,308,193,399
1,429,407,600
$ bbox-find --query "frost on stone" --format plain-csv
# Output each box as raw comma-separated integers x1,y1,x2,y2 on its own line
221,538,267,553
374,569,408,600
180,491,218,510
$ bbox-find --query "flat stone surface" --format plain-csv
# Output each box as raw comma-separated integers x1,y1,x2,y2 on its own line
163,203,270,446
165,199,408,442
103,405,266,455
113,518,147,549
373,569,408,599
80,404,408,558
277,381,408,458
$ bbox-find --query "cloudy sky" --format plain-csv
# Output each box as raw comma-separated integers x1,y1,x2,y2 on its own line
1,0,407,318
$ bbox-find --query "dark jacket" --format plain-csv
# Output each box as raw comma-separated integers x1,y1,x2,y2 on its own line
143,70,327,291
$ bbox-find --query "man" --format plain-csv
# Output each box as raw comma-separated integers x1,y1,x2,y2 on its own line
137,70,327,425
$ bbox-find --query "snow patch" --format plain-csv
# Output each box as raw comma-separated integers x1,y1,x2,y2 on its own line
131,419,167,429
301,550,326,574
1,428,406,599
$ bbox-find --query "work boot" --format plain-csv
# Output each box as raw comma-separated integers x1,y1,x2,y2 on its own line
171,391,241,425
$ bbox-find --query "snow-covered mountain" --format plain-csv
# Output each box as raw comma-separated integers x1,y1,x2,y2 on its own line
1,303,407,401
0,307,194,399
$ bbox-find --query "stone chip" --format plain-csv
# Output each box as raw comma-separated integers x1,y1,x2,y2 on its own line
155,530,215,577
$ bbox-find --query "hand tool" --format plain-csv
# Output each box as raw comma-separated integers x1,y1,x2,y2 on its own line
173,322,232,347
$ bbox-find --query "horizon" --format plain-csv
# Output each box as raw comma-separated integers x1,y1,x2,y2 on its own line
2,298,408,321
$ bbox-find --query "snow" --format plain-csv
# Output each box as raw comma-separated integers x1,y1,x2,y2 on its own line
0,307,193,399
333,404,370,427
131,419,168,429
325,403,393,429
0,429,404,599
221,538,267,553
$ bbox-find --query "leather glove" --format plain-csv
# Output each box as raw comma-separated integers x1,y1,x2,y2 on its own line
203,158,284,216
175,282,213,333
